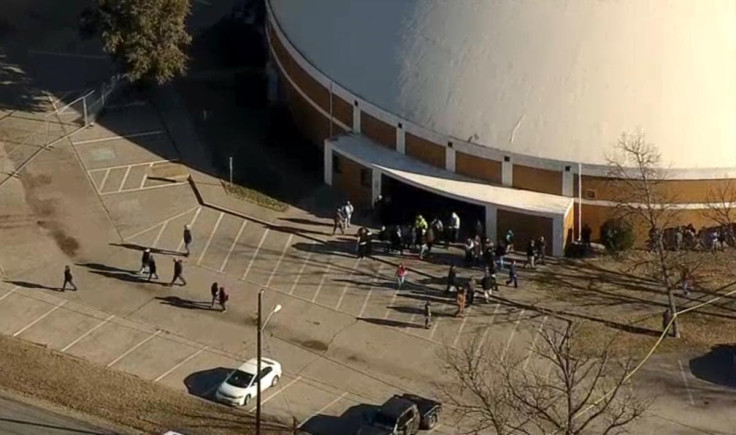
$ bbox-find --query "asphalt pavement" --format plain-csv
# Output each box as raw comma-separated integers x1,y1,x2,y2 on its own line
0,392,112,435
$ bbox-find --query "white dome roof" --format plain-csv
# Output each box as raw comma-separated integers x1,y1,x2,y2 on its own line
270,0,736,171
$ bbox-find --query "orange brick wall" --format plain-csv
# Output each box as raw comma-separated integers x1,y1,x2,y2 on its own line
361,112,396,149
455,151,502,184
331,95,352,128
513,164,562,195
496,209,554,255
405,132,445,169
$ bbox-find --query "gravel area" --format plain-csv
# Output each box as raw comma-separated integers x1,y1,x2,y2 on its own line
0,335,289,434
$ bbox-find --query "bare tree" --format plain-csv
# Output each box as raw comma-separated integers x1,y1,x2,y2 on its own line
438,323,648,434
606,130,687,337
705,181,736,247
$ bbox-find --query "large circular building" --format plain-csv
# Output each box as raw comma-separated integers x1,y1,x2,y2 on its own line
266,0,736,255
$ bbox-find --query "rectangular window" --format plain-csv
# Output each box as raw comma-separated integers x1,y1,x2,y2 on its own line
333,154,342,174
584,189,597,199
360,168,371,187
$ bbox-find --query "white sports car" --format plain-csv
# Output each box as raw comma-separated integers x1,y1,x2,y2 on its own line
214,358,282,406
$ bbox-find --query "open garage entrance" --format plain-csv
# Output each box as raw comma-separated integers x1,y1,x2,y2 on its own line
380,175,485,240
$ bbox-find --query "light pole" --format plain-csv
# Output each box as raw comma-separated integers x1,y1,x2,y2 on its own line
257,290,281,435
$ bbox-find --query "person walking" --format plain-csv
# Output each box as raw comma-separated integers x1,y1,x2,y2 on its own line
356,227,371,259
464,238,475,267
465,280,475,306
210,282,219,308
170,258,187,286
139,248,151,274
218,286,229,312
423,300,432,329
681,266,694,296
396,263,407,289
481,269,495,302
448,212,460,245
495,242,506,269
183,225,193,257
536,236,546,265
61,265,77,291
455,288,466,317
445,265,457,294
148,255,159,281
420,226,435,259
505,260,518,288
505,230,515,253
524,240,536,269
343,201,354,228
333,208,346,235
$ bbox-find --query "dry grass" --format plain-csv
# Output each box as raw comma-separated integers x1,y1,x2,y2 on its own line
0,334,289,434
223,182,289,212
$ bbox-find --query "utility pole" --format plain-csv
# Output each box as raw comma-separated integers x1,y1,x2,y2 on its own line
256,290,263,435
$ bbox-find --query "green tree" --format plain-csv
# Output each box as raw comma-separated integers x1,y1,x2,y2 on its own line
84,0,192,84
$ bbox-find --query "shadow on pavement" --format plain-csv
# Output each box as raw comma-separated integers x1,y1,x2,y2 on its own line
109,242,183,257
3,280,59,291
0,417,106,435
156,296,215,311
299,404,375,435
690,344,736,389
184,367,232,399
358,317,424,329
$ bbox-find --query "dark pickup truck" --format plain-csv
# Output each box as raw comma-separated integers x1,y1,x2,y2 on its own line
356,394,441,435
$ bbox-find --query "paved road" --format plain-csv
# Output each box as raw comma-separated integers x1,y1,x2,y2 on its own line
0,392,111,435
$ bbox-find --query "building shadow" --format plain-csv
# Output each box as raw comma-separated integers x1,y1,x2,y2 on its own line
156,295,215,311
183,367,233,400
689,344,736,389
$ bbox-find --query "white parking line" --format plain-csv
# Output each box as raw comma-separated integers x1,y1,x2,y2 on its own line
87,159,175,174
477,304,501,352
451,315,469,348
13,300,67,337
358,265,384,318
266,234,293,287
118,166,132,191
154,346,208,383
197,212,224,265
97,168,111,192
61,315,115,352
298,392,348,428
335,259,360,310
151,220,168,249
177,207,202,253
501,309,525,362
139,173,148,189
677,360,695,406
383,286,401,320
289,243,315,295
73,130,163,145
522,315,548,370
100,181,188,196
220,220,247,272
124,206,199,242
428,316,442,341
311,253,335,303
0,286,19,302
107,330,161,368
248,375,302,412
241,229,269,280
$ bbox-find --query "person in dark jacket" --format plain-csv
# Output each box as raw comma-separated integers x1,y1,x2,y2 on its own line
183,225,193,256
445,265,457,294
170,258,186,286
506,260,518,288
218,286,229,312
148,255,159,281
424,300,432,329
139,248,151,274
210,282,219,308
61,265,77,291
524,240,536,269
466,280,476,306
536,236,547,265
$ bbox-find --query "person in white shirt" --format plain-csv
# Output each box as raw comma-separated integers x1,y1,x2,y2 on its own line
448,212,460,244
343,201,354,228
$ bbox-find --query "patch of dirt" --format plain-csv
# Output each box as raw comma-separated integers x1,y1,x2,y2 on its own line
295,339,329,352
50,228,80,257
0,334,289,434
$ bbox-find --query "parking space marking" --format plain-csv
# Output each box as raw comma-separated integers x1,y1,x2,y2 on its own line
298,392,348,428
383,285,401,320
125,206,199,241
677,360,695,406
451,315,469,348
107,330,161,368
73,130,163,145
311,253,335,302
61,315,115,352
220,220,247,272
0,286,19,302
87,159,173,173
428,313,444,341
100,181,188,196
118,166,132,192
242,229,270,281
523,315,548,370
97,168,111,192
139,173,148,189
477,304,501,353
13,300,67,337
152,219,169,249
154,345,208,383
248,375,302,412
358,265,384,318
289,243,315,295
335,259,360,310
266,234,293,287
501,309,526,361
177,207,202,253
197,212,224,265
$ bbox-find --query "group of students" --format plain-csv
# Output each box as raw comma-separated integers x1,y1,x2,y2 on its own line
332,201,355,235
138,248,187,286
